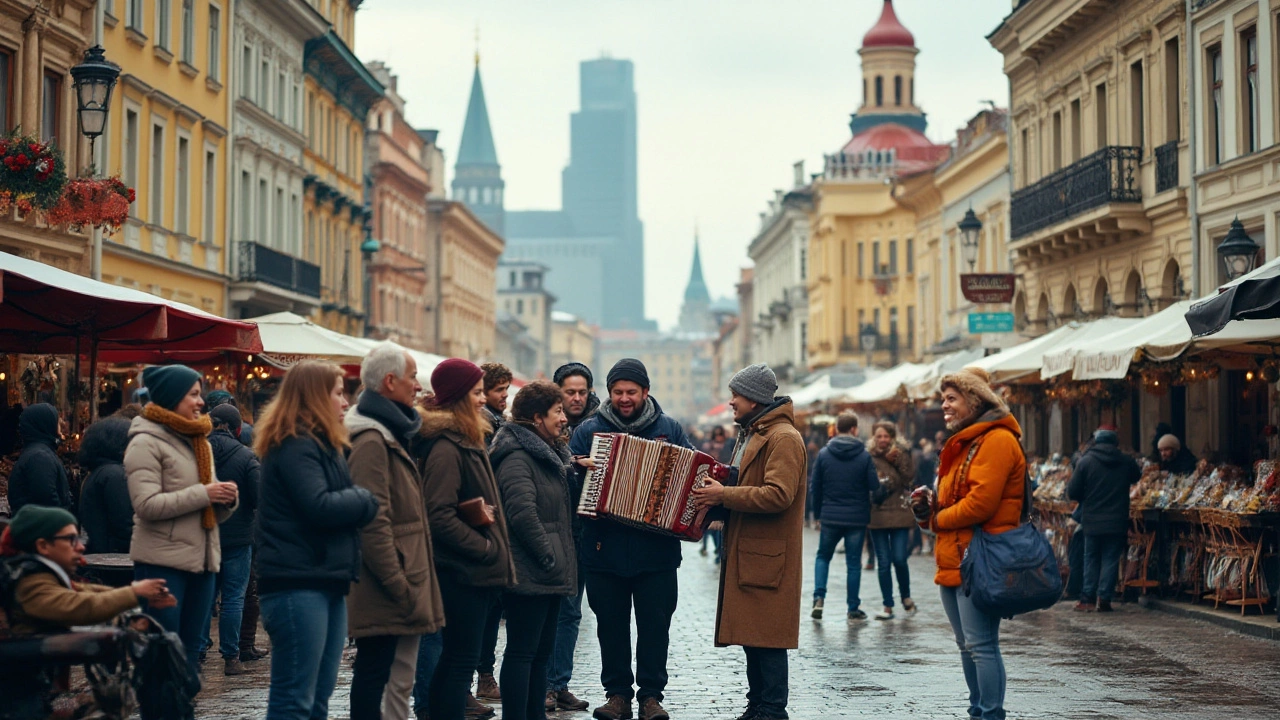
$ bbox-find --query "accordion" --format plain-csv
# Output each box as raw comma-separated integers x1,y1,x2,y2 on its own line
577,432,731,542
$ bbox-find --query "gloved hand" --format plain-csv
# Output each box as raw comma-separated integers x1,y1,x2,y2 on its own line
910,486,934,524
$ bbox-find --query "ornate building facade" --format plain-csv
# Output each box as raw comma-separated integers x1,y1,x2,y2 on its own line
748,167,811,385
428,196,502,360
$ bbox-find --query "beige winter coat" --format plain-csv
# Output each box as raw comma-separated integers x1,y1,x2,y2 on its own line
125,416,235,574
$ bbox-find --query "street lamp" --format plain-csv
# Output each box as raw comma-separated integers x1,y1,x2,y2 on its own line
70,46,120,165
361,213,381,338
958,207,982,272
860,322,878,369
1217,217,1260,282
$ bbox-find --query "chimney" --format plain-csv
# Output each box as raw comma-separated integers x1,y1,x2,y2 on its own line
793,160,805,188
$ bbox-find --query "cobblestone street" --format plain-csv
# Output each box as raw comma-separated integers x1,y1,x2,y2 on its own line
196,525,1280,719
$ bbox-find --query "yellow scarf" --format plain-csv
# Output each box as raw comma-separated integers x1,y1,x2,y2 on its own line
143,404,217,530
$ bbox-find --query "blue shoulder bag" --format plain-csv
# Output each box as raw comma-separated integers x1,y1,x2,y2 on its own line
958,436,1063,619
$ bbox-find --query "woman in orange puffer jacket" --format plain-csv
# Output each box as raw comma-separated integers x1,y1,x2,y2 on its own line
911,367,1024,720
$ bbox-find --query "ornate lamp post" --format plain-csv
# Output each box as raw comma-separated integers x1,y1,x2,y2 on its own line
1217,217,1260,282
860,322,878,369
958,207,982,272
70,45,120,284
361,213,381,337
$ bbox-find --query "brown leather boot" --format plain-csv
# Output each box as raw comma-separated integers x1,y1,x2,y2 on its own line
223,657,247,676
593,694,633,720
475,672,501,700
639,697,669,720
465,693,495,719
555,689,591,711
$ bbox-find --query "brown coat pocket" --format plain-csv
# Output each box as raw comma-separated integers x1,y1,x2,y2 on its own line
737,537,786,589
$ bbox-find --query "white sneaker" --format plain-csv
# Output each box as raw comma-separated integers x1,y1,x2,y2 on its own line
874,609,894,620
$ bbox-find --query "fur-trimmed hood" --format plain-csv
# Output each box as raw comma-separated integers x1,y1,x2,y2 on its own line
416,406,485,449
940,366,1008,427
490,421,572,475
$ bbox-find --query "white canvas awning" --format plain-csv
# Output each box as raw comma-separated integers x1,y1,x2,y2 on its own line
904,348,987,399
1039,317,1145,380
966,324,1078,383
245,312,373,367
845,362,930,404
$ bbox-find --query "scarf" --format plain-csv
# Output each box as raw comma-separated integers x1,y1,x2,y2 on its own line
143,403,217,530
597,397,660,435
358,390,423,452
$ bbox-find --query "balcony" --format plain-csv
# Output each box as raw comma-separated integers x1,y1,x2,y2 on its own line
1155,141,1179,194
229,241,323,316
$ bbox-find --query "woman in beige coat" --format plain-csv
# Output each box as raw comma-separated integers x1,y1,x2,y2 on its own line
127,364,238,673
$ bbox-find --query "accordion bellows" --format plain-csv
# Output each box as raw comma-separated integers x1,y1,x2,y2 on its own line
577,432,730,542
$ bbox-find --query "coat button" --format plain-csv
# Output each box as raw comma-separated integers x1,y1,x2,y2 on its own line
596,542,602,551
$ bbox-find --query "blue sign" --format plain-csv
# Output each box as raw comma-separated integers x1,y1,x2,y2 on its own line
968,312,1015,334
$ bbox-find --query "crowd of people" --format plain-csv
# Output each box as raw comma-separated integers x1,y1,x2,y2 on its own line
1,354,1062,720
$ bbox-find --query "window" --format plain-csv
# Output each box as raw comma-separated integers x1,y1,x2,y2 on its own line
203,150,215,241
1070,99,1082,162
1242,29,1258,154
1129,60,1144,150
41,72,60,143
156,0,171,49
175,136,190,233
1208,45,1223,164
180,0,195,64
123,109,139,214
277,72,286,120
258,179,268,242
275,188,284,245
126,0,143,30
888,240,898,275
1164,36,1179,143
291,85,300,128
857,309,865,336
1019,128,1029,185
874,76,883,107
862,79,867,106
894,76,902,106
0,51,11,133
872,241,881,274
516,298,524,314
260,60,269,110
239,171,250,241
905,238,914,274
906,306,915,349
857,243,864,277
208,5,221,81
240,46,251,99
799,244,808,280
873,308,881,332
291,194,301,254
150,123,165,224
1051,111,1062,171
308,93,315,145
1095,83,1108,149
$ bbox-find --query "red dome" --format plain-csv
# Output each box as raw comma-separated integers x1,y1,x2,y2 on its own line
841,123,949,173
862,1,915,49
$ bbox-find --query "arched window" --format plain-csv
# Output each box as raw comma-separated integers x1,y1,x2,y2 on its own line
894,76,902,106
875,76,883,107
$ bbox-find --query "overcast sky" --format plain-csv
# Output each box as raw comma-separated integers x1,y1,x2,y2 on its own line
356,0,1013,330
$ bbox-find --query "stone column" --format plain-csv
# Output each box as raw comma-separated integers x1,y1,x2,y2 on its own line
20,8,49,137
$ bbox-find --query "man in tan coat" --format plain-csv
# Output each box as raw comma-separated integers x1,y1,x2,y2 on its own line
346,343,445,720
694,363,807,720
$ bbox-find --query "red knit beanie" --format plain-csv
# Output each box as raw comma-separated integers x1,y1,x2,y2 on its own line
431,358,484,408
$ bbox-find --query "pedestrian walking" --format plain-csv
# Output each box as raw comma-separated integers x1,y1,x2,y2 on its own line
910,367,1025,720
346,344,445,720
868,421,916,620
126,365,238,673
808,411,879,623
77,416,134,555
544,362,600,713
1067,428,1140,612
569,358,692,720
417,358,516,720
201,405,261,676
254,361,378,720
6,403,72,514
694,363,807,720
491,381,585,720
475,362,513,708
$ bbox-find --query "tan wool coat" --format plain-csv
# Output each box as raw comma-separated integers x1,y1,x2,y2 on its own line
714,399,808,649
126,416,235,574
345,408,445,638
10,569,139,636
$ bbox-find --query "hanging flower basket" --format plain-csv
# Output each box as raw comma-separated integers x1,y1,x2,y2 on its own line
46,175,136,234
0,132,68,213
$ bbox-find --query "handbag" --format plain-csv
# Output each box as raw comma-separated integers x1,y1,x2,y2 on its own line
956,435,1063,619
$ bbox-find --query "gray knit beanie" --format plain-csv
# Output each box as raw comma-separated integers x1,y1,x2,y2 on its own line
729,363,778,405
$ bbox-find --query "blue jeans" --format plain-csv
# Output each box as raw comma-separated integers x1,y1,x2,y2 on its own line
260,590,348,720
939,585,1005,720
813,524,866,612
870,528,912,609
412,631,443,715
133,562,217,673
1081,533,1126,603
199,546,253,659
547,560,586,692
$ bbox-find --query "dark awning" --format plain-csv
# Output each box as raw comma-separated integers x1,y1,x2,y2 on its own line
1185,256,1280,338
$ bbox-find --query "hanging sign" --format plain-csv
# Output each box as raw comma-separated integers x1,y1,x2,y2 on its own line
968,312,1015,334
960,273,1017,304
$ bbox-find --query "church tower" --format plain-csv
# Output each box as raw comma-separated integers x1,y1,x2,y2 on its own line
678,232,713,333
851,0,926,136
453,53,505,236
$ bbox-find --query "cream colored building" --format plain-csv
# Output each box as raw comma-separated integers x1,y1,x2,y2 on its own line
428,196,502,360
748,165,810,385
550,310,596,373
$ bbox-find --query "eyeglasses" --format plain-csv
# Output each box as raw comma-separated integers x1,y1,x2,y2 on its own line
50,532,89,546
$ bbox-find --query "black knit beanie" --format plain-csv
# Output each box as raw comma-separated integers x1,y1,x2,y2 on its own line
554,362,594,389
606,358,649,390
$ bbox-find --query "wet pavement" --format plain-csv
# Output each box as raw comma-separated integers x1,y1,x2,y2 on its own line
194,525,1280,719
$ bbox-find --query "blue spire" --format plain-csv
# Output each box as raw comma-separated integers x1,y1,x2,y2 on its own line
684,233,710,304
457,63,498,168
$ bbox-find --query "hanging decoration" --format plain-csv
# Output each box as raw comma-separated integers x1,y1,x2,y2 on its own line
0,133,68,213
45,175,135,233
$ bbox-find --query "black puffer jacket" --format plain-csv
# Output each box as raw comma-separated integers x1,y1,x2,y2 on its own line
1067,442,1140,536
210,428,261,549
491,422,577,596
78,417,134,555
255,433,378,595
7,404,72,514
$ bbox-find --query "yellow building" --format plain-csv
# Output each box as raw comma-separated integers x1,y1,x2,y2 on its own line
807,1,948,369
550,310,597,373
102,0,231,313
988,0,1192,331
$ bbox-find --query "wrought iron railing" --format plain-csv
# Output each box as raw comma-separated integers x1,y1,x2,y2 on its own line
237,241,321,298
1155,141,1179,194
1010,145,1142,239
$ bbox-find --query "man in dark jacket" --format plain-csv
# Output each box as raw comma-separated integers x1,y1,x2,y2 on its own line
77,416,134,555
480,362,512,448
206,390,254,448
204,404,261,675
1067,428,1140,612
569,358,693,720
808,411,880,622
543,362,599,712
1156,434,1197,475
6,403,72,514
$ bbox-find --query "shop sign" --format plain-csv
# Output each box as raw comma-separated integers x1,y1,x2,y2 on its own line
968,312,1015,334
960,273,1017,304
1073,351,1134,380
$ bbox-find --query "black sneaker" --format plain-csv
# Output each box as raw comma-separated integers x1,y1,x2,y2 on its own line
847,610,868,622
811,598,824,619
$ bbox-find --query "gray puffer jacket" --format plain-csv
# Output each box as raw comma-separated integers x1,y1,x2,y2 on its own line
490,422,577,597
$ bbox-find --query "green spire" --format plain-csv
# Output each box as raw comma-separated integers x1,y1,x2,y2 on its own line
684,233,710,303
457,63,498,167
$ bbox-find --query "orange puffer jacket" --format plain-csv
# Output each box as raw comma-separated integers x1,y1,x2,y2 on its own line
925,410,1026,588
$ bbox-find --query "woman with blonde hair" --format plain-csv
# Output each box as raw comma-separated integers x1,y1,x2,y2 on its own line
416,358,516,720
911,367,1024,720
253,361,378,720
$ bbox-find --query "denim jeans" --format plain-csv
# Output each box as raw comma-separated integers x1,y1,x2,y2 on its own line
412,631,443,715
133,562,217,673
1081,532,1127,603
260,589,348,720
939,585,1005,720
500,593,560,720
546,562,586,692
199,545,252,659
813,524,866,612
744,647,788,718
870,528,912,609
